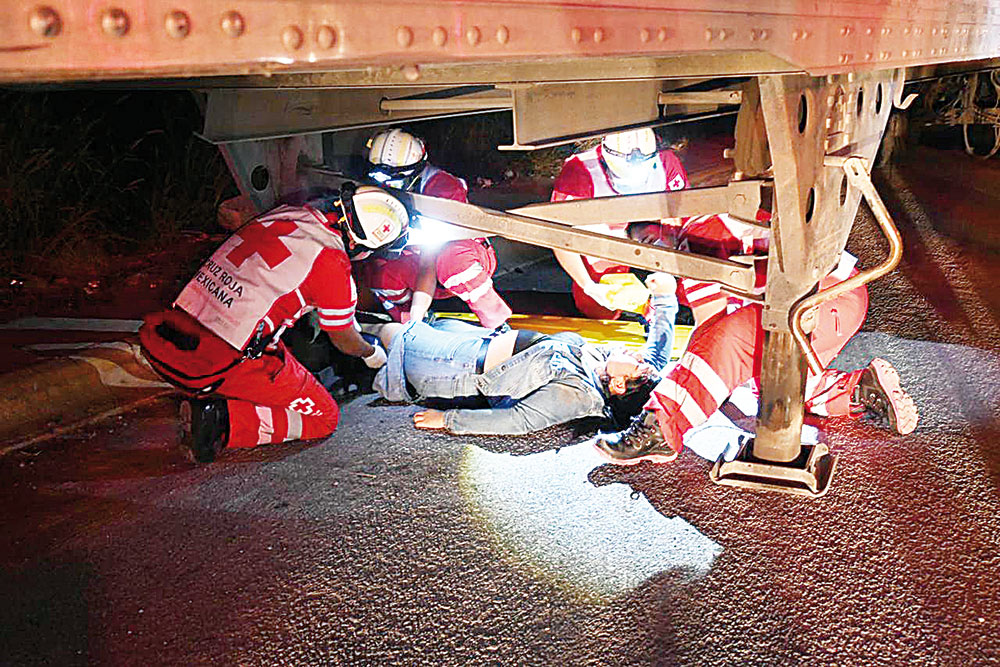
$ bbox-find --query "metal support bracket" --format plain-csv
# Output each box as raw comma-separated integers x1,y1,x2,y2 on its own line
501,80,662,149
789,156,903,374
893,68,919,110
713,70,898,497
301,165,763,291
397,191,758,292
710,440,838,498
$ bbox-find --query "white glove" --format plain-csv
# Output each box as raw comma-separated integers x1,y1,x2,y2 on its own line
645,273,677,296
362,343,387,369
581,281,616,310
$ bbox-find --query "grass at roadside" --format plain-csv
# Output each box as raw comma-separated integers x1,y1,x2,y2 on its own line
0,90,721,292
0,90,236,281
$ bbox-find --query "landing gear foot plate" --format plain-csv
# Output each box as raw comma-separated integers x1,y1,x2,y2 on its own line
709,440,837,498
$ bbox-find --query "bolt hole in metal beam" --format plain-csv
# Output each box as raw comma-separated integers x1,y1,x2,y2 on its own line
875,82,884,115
797,93,808,134
805,187,816,223
250,165,270,192
857,85,866,117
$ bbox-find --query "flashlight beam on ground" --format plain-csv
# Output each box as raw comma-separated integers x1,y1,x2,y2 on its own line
460,442,722,598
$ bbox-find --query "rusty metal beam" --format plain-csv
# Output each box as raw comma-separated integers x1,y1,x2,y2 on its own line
396,192,758,292
202,87,513,143
510,181,768,226
658,90,743,105
302,164,768,226
301,165,758,290
380,89,512,112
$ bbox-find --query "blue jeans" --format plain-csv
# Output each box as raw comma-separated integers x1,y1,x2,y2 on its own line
374,317,609,434
391,318,492,400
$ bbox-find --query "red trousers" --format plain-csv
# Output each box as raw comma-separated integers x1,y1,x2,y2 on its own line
646,278,869,451
360,240,511,328
140,310,339,450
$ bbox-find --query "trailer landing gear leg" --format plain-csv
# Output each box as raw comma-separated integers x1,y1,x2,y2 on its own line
710,331,837,497
710,70,904,498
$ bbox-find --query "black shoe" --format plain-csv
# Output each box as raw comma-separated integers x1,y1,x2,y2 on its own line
594,410,679,465
316,364,377,401
354,311,393,325
179,398,229,463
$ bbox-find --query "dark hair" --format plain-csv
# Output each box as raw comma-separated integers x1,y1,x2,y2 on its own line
627,221,675,248
604,374,659,430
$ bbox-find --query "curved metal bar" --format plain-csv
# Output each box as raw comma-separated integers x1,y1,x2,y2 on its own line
892,67,919,110
789,156,904,375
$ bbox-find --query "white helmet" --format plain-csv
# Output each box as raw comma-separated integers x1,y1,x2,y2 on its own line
342,185,410,250
367,129,427,189
601,128,659,180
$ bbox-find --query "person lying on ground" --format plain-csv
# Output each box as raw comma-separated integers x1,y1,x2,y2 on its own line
139,186,410,463
360,273,678,435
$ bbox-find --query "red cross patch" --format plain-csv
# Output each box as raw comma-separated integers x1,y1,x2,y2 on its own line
226,221,298,269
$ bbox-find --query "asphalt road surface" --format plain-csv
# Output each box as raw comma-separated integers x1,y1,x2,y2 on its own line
2,149,1000,666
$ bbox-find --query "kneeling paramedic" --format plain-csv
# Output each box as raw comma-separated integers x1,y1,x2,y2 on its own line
140,185,410,462
360,128,511,327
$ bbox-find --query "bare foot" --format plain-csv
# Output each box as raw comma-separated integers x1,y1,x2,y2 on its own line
413,409,446,430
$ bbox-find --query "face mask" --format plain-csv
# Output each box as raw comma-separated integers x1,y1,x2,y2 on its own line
604,155,661,195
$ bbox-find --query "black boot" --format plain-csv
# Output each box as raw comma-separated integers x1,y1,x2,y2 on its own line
179,398,229,463
594,410,679,465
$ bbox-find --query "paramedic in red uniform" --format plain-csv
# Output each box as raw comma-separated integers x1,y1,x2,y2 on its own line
359,128,512,328
139,185,410,463
594,211,920,465
550,128,690,319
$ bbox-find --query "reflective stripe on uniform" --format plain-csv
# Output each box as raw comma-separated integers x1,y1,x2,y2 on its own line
654,378,708,426
317,305,355,317
369,286,409,298
317,305,356,328
684,283,723,304
442,263,485,290
286,409,303,441
255,405,274,445
371,289,412,306
453,279,495,304
683,352,731,406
